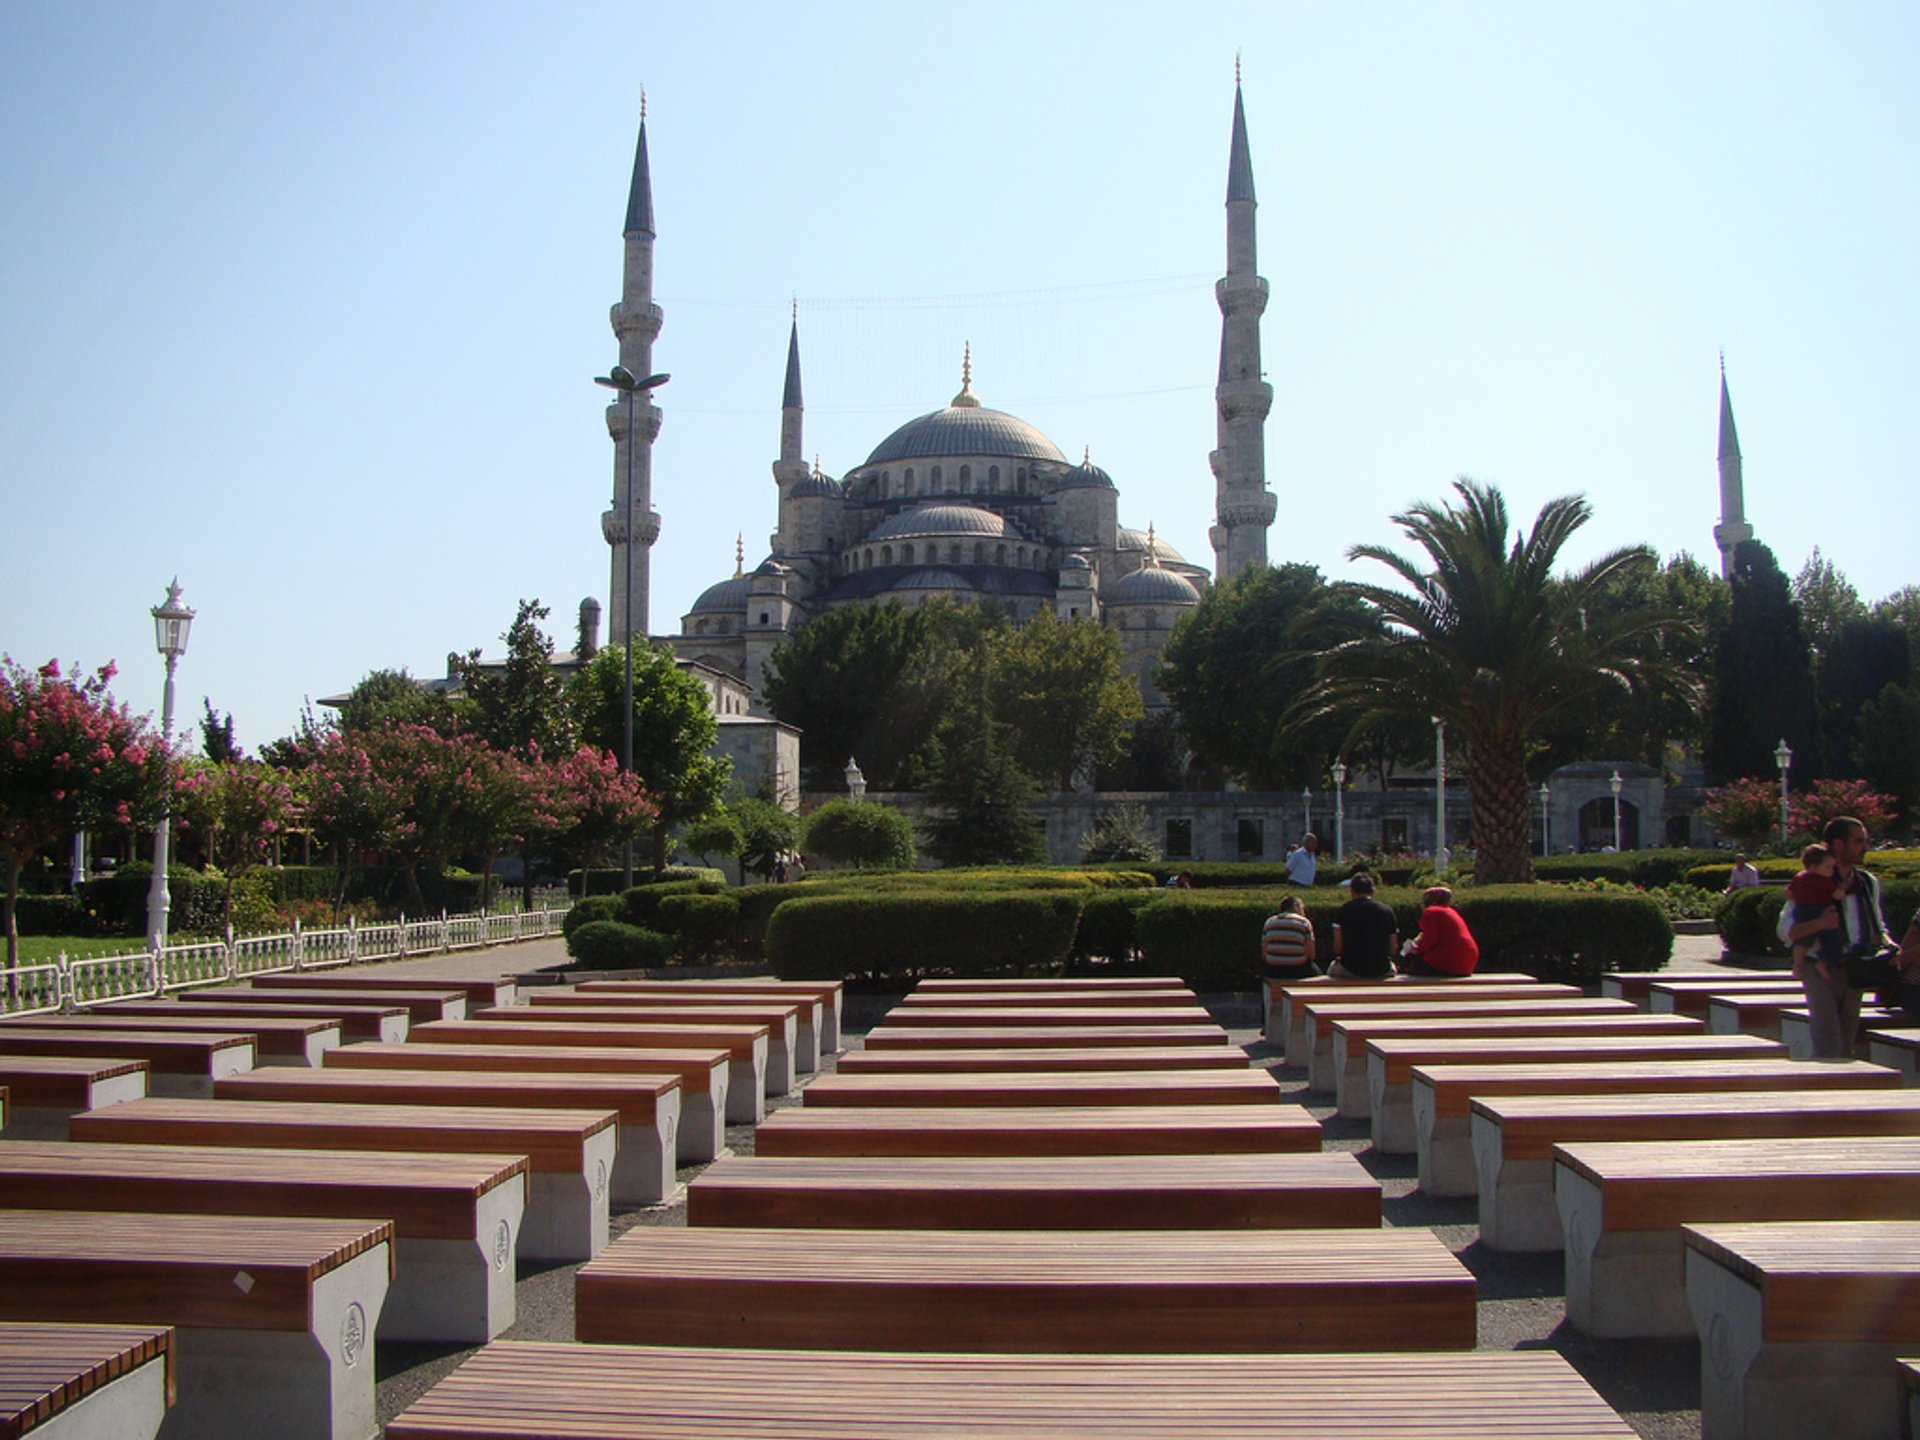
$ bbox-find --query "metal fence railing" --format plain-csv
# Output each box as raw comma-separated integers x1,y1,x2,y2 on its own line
0,901,572,1016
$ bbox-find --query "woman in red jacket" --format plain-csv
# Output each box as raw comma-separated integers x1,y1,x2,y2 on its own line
1401,886,1479,976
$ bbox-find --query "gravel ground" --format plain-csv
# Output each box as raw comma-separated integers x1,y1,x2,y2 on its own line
365,940,1750,1436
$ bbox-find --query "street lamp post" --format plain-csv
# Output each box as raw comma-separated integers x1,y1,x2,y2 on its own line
146,580,194,952
844,758,866,803
1774,738,1793,847
1302,786,1312,840
1609,770,1624,853
1330,760,1347,864
1539,783,1551,858
1433,718,1449,874
594,365,670,888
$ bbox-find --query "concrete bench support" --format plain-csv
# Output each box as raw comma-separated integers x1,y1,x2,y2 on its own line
382,1179,523,1344
1556,1162,1693,1338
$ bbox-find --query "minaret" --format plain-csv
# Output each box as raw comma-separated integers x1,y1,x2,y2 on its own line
772,305,809,553
1208,65,1276,579
1712,355,1753,580
602,95,664,643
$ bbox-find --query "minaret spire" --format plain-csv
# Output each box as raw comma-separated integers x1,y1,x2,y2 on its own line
1208,72,1276,579
602,97,664,641
1712,357,1753,580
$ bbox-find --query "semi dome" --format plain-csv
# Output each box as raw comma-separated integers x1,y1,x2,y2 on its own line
1118,527,1187,564
864,406,1067,466
893,568,978,592
868,504,1011,541
789,471,843,499
1109,565,1199,606
689,576,750,614
1055,453,1116,491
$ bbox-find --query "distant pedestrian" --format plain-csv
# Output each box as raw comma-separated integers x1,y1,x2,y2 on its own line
1724,854,1761,892
1285,834,1319,886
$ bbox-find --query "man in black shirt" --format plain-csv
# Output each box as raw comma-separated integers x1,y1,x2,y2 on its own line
1330,873,1399,980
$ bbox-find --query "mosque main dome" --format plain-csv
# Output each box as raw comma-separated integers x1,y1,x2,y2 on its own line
864,405,1067,466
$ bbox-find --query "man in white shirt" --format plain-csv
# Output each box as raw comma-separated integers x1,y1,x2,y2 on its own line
1285,834,1318,886
1724,854,1761,892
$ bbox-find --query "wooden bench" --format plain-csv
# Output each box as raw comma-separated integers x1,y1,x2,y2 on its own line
382,1342,1641,1440
803,1069,1282,1109
1684,1221,1920,1440
532,990,823,1072
518,998,803,1088
170,993,411,1043
1648,978,1804,1015
1330,1011,1700,1115
1553,1135,1920,1339
861,1024,1230,1051
1302,995,1641,1096
0,1321,172,1440
413,1016,768,1124
70,1097,617,1262
0,1029,254,1099
0,1142,526,1344
0,1059,148,1140
1706,992,1837,1038
834,1044,1250,1075
324,1038,720,1171
914,976,1185,991
1367,1032,1784,1153
1603,971,1761,1004
1781,1006,1911,1061
688,1151,1381,1229
0,1213,387,1440
755,1103,1321,1157
579,978,843,1051
895,990,1197,1009
882,1004,1217,1029
1412,1057,1902,1221
216,1064,682,1207
1471,1088,1920,1250
1866,1027,1920,1081
1276,980,1570,1061
197,983,467,1023
74,1005,343,1066
250,973,517,1010
575,1225,1474,1353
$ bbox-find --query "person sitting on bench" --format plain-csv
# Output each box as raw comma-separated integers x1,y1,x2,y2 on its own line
1399,886,1479,977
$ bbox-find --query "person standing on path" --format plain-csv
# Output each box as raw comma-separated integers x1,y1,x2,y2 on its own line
1284,834,1318,886
1784,816,1890,1059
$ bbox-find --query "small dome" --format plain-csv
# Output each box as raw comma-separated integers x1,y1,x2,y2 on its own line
689,576,750,614
1063,553,1091,570
893,568,978,592
868,504,1011,541
1119,527,1187,564
1110,565,1199,607
1055,451,1116,491
864,407,1066,466
790,472,842,499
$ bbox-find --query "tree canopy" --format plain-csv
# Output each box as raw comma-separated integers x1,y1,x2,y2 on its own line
1704,540,1822,785
463,599,577,760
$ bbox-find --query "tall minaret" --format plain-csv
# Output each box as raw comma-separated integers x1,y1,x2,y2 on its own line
772,305,809,551
602,97,664,643
1208,66,1277,579
1712,355,1752,580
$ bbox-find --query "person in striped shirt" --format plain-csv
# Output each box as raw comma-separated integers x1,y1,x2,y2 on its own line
1260,896,1318,1033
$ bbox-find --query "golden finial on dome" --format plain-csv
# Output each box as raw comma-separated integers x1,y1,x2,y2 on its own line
951,342,980,408
813,454,823,479
1145,522,1160,567
733,533,744,578
1083,445,1091,465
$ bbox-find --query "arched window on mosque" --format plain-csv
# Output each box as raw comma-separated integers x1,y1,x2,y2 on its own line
959,465,971,493
882,545,893,565
948,543,961,564
902,544,914,564
995,543,1006,565
864,548,873,567
879,473,890,500
973,542,986,564
903,468,914,495
988,465,1000,492
1016,467,1028,493
930,465,942,489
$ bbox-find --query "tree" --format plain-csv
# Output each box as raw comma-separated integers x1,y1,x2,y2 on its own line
0,659,170,970
1095,709,1190,792
257,700,332,772
728,796,800,881
462,599,576,760
990,610,1142,791
568,641,730,870
1300,479,1695,884
1855,681,1920,821
173,758,296,927
1787,778,1896,842
921,661,1046,867
1793,548,1868,662
801,799,916,870
524,745,657,881
1158,563,1384,788
1873,586,1920,668
1699,777,1786,850
1704,541,1822,784
1817,616,1912,779
336,668,468,737
199,700,241,762
682,812,746,869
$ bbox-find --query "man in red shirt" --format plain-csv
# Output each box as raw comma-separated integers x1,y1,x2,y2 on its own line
1401,886,1479,976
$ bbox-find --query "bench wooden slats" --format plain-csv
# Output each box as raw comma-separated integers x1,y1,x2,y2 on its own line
383,1343,1641,1440
1647,979,1803,1015
914,976,1184,990
65,1006,341,1063
1684,1220,1920,1343
0,1028,254,1081
1781,1006,1910,1060
68,1097,616,1173
801,1069,1281,1108
1413,1056,1902,1121
687,1152,1381,1230
187,984,467,1023
894,991,1197,1009
577,979,842,1049
414,1015,764,1061
213,1065,675,1127
1705,993,1828,1037
0,1321,173,1440
753,1104,1321,1156
879,1005,1216,1028
1866,1027,1920,1081
574,1226,1476,1352
0,1209,393,1331
0,1057,148,1108
515,1000,804,1089
249,974,516,1010
1603,971,1785,1004
834,1045,1249,1075
170,994,411,1042
861,1025,1228,1050
1279,983,1569,1059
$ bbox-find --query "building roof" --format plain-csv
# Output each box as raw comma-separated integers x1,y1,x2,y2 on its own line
1118,527,1188,564
624,119,654,238
868,504,1013,541
1109,564,1200,606
1227,84,1256,204
688,575,751,614
1055,454,1116,491
863,405,1067,466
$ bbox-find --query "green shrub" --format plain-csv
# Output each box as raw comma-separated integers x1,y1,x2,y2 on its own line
767,890,1085,984
1072,890,1158,964
802,800,917,870
1533,849,1726,888
82,863,230,937
616,879,724,931
562,895,620,938
657,891,744,962
570,865,728,896
1716,877,1919,957
565,919,676,969
8,893,87,936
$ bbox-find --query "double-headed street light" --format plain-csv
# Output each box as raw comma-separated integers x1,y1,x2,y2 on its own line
1774,738,1793,847
844,758,867,803
1330,759,1347,863
146,580,195,952
593,365,670,888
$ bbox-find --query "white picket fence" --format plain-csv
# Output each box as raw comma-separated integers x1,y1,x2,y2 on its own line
0,902,572,1017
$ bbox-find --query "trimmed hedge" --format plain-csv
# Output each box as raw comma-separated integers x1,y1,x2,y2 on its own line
1716,878,1919,957
767,890,1084,984
1690,850,1920,892
1532,850,1726,889
81,864,236,938
565,919,675,968
616,879,725,931
656,892,743,962
562,895,620,938
571,866,726,896
7,893,87,936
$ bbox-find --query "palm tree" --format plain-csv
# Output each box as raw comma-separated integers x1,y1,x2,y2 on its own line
1299,479,1697,884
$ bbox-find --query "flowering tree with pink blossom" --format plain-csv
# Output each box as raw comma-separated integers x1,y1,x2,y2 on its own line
1788,779,1897,842
1698,777,1783,850
0,658,170,971
525,745,657,881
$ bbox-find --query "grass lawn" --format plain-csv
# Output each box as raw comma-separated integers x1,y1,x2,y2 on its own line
8,934,150,964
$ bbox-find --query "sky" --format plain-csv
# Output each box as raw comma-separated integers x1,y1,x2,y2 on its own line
3,2,1915,752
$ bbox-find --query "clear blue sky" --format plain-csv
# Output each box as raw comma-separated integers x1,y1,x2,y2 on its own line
4,2,1914,751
